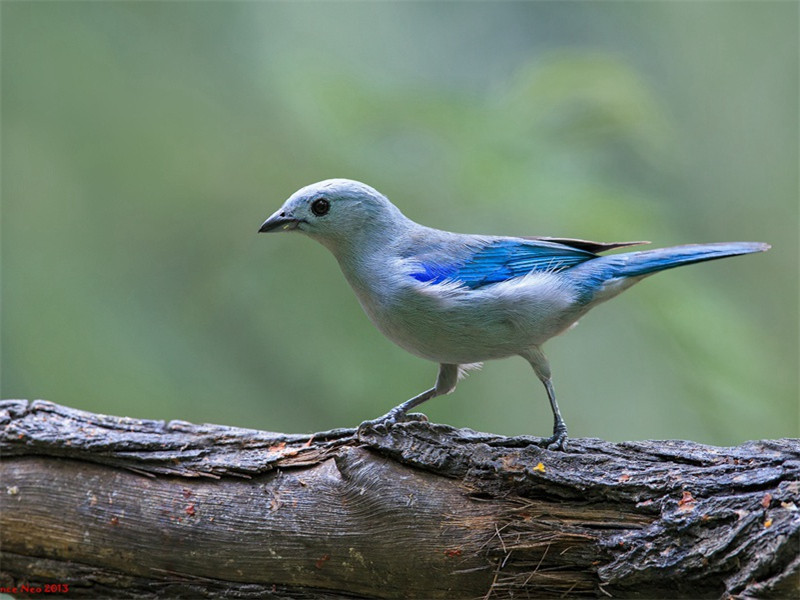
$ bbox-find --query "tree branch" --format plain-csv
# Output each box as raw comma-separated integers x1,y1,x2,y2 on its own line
1,399,798,598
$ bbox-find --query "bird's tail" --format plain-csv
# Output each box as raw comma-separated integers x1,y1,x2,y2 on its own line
611,242,770,278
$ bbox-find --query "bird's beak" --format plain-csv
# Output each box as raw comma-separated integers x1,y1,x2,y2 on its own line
258,208,301,233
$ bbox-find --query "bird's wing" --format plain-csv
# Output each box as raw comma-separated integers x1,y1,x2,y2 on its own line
520,236,650,253
409,238,599,290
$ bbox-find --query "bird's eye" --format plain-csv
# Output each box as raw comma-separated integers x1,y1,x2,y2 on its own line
311,198,330,217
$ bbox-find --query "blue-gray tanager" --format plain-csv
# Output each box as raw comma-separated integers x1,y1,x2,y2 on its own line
259,179,769,450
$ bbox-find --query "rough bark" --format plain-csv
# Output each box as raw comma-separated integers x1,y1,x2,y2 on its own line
1,399,798,599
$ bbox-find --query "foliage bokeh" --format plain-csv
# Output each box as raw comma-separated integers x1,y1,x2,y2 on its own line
2,2,797,444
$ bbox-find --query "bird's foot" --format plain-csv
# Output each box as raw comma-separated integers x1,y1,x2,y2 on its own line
543,427,569,452
357,411,399,436
357,411,427,436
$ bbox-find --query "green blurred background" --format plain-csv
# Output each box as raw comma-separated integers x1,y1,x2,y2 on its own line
2,2,797,445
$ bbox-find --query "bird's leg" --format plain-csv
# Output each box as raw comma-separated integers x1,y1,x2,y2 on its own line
541,378,568,451
358,364,459,434
523,348,569,451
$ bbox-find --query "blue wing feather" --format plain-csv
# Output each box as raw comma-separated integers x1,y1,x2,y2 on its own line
411,239,597,289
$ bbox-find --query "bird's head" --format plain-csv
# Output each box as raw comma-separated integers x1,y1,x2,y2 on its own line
259,179,406,252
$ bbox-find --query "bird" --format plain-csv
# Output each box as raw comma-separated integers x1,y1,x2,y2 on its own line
258,179,769,450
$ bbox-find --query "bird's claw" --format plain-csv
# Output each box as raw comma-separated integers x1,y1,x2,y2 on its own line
357,410,403,436
357,416,395,436
357,411,428,436
543,428,569,452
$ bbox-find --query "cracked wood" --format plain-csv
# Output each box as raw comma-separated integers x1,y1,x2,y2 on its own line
1,399,798,599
